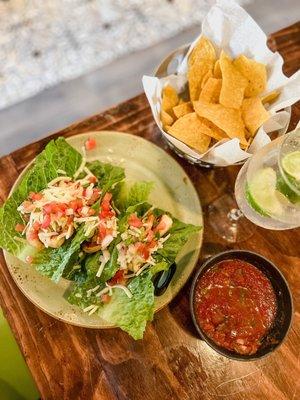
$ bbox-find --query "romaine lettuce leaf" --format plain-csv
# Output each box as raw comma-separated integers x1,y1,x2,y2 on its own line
67,279,105,309
0,137,82,257
126,181,153,209
87,161,125,194
66,247,119,308
85,245,119,282
112,181,153,213
63,264,87,284
149,259,170,276
33,225,87,283
100,271,155,340
153,214,201,263
67,245,120,306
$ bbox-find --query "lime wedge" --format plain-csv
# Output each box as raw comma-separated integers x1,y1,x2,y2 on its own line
281,151,300,182
276,174,300,204
246,168,284,217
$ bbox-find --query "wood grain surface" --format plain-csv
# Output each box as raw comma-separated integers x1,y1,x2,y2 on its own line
0,22,300,400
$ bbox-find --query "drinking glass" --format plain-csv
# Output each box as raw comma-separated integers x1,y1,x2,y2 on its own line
235,128,300,230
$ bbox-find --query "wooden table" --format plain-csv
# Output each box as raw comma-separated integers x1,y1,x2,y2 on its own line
0,22,300,400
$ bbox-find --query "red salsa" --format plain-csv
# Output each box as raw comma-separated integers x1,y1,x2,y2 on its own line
194,259,277,355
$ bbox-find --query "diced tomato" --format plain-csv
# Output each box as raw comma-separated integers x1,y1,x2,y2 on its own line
29,192,43,201
43,203,52,214
28,229,38,240
43,202,60,214
101,201,110,212
69,200,77,211
147,240,157,250
25,255,33,264
85,137,97,151
69,199,83,211
41,214,51,229
146,230,154,242
109,270,125,285
99,209,114,219
99,193,114,219
15,223,26,233
56,211,63,219
33,221,41,231
57,203,68,212
128,214,143,228
77,199,83,208
101,294,111,303
108,210,114,218
141,248,150,260
50,203,59,213
136,243,150,260
102,192,112,203
98,225,107,241
88,175,97,184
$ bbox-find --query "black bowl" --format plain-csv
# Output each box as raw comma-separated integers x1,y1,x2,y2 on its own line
190,250,293,361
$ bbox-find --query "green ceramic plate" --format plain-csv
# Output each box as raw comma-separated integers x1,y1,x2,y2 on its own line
4,131,203,328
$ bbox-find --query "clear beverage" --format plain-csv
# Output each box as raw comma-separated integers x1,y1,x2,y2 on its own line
235,128,300,230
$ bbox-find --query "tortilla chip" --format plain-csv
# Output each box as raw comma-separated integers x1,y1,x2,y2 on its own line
162,85,179,113
161,110,174,129
188,60,214,101
187,36,216,101
245,128,252,140
188,36,216,67
213,60,222,78
233,55,267,97
168,112,211,154
173,102,193,119
197,117,228,141
199,78,222,103
261,90,280,105
201,70,213,89
193,100,247,145
219,51,248,109
242,97,269,136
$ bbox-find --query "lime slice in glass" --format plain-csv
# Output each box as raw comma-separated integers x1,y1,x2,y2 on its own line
281,151,300,182
276,174,300,204
246,167,284,217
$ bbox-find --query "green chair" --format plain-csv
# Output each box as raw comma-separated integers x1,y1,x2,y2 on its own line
0,309,39,400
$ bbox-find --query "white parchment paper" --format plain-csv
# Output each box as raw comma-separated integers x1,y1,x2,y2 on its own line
142,0,300,166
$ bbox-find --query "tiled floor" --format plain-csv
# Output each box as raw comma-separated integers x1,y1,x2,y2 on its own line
0,0,299,155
